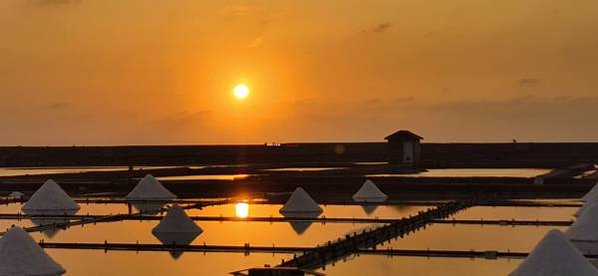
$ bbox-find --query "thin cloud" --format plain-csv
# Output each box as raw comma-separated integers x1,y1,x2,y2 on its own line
248,36,264,48
516,78,542,88
45,102,71,110
36,0,81,6
365,22,391,34
221,4,259,16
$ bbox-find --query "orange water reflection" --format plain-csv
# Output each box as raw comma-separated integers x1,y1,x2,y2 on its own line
235,203,249,218
0,203,578,275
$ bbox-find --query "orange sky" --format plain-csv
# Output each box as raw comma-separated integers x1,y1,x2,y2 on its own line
1,0,598,145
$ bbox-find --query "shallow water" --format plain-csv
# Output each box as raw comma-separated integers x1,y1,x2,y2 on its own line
367,168,550,178
157,174,253,181
261,167,348,172
451,206,578,221
47,249,291,276
194,203,431,219
319,255,522,276
388,224,567,252
0,166,186,177
0,200,579,275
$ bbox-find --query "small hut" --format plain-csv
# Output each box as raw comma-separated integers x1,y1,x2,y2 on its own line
385,130,423,168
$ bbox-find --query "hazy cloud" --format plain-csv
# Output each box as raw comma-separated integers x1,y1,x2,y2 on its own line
36,0,81,6
45,102,71,110
248,36,264,48
516,78,542,88
366,22,391,33
221,4,259,16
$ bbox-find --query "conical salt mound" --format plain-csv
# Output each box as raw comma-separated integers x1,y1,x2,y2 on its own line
509,229,598,276
152,204,202,258
582,184,598,202
0,226,65,276
126,174,176,201
152,204,202,235
567,202,598,254
28,209,77,238
352,180,388,202
575,198,598,217
22,179,80,212
279,187,323,215
568,203,598,240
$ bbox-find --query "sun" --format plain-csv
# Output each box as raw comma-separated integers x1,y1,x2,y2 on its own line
233,84,250,100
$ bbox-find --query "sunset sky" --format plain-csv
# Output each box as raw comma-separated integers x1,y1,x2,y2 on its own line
1,0,597,145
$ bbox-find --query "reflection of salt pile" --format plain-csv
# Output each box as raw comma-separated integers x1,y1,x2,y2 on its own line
567,202,598,254
0,226,66,276
510,229,598,276
360,204,378,215
279,187,323,235
22,179,80,212
352,180,387,203
126,175,176,213
152,204,203,259
26,209,78,238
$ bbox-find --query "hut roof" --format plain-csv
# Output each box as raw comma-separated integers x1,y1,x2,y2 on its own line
0,226,65,276
384,130,423,141
22,179,80,212
279,187,323,214
352,180,388,202
125,174,176,201
510,229,598,276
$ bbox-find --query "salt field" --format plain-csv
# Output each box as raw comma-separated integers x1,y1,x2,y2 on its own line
0,198,585,275
0,163,593,275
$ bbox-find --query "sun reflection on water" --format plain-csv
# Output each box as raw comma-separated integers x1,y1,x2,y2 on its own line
235,202,249,218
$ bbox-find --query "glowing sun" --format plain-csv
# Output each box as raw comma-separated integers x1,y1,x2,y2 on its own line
233,84,250,99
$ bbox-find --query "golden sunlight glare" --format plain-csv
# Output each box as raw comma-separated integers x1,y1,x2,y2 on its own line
235,202,249,218
233,84,250,100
